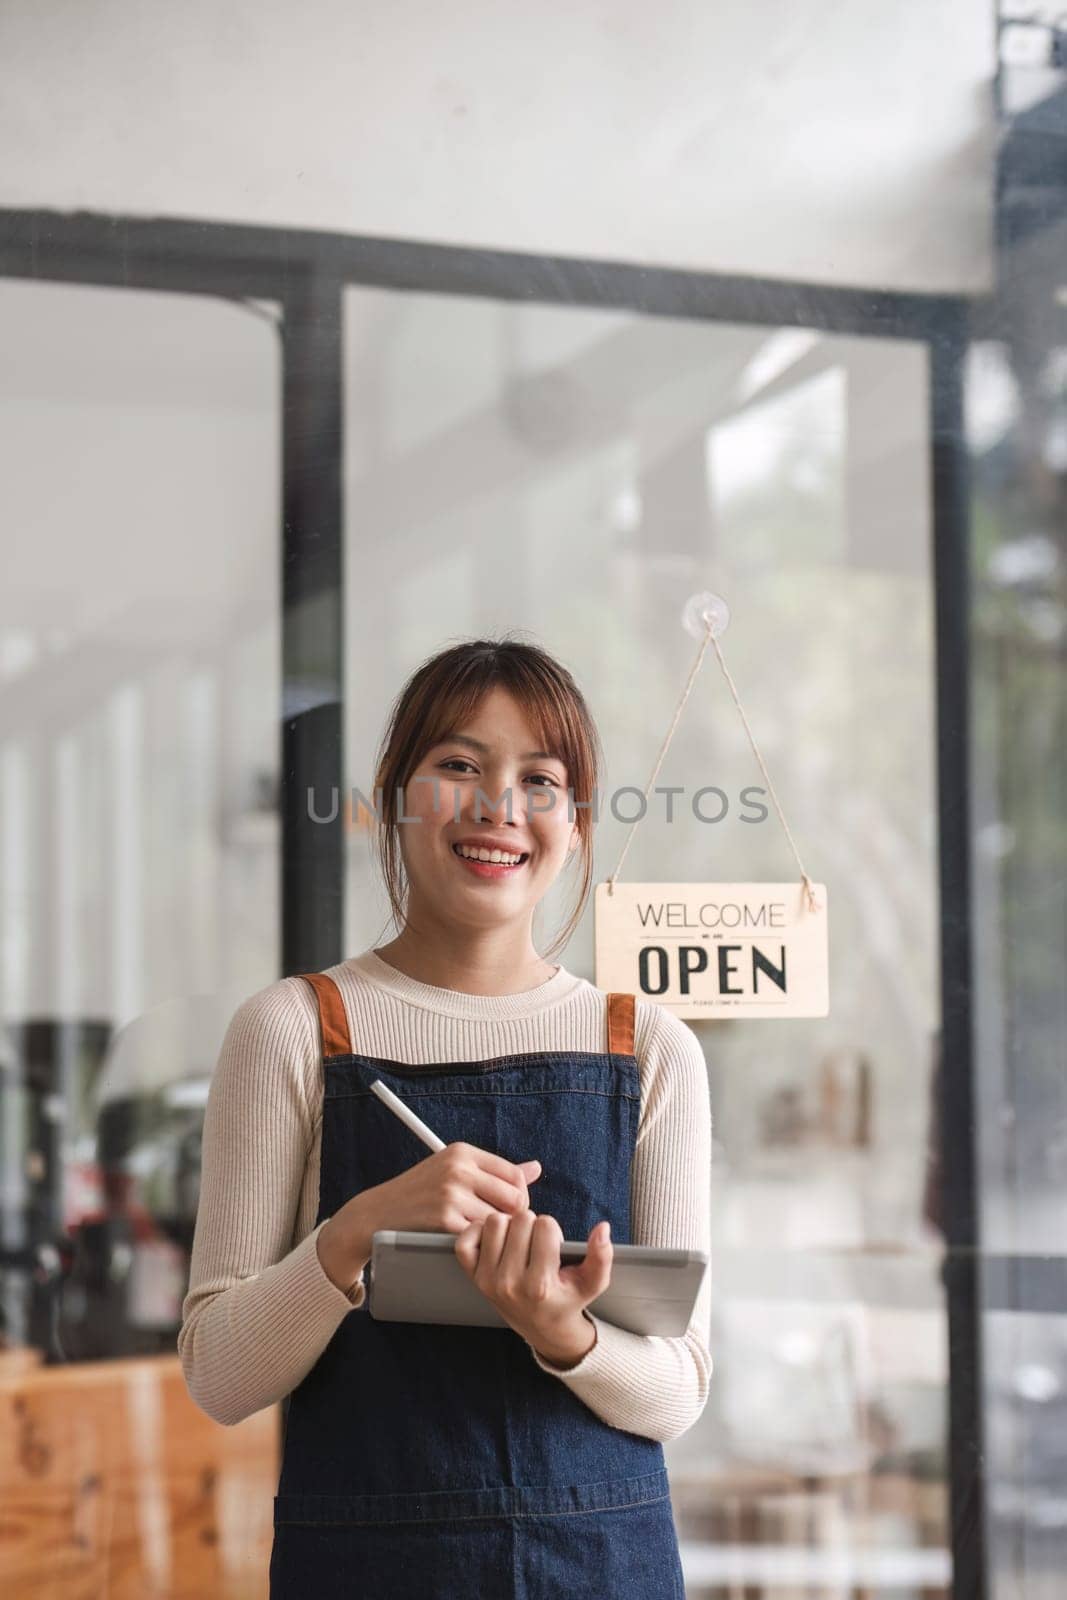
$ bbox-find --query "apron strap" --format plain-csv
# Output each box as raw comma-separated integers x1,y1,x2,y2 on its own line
606,991,636,1056
295,971,353,1058
296,970,634,1060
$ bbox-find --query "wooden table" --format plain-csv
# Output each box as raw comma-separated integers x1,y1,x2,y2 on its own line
0,1349,278,1598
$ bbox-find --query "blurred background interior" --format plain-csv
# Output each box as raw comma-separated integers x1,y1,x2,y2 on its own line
1,2,1065,1596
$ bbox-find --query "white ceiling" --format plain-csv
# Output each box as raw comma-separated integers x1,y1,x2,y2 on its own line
0,0,995,294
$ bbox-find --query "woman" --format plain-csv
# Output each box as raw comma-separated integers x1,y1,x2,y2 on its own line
178,635,713,1599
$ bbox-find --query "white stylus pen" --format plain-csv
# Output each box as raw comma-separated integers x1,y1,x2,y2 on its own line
369,1078,446,1153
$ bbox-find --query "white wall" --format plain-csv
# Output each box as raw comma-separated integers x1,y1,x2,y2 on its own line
0,0,995,293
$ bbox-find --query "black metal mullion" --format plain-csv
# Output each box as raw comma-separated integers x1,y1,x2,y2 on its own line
0,205,961,343
280,268,345,979
931,304,988,1600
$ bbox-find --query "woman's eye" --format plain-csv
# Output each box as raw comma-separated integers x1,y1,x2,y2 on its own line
437,759,559,786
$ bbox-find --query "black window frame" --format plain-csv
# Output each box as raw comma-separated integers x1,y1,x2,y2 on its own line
0,206,986,1600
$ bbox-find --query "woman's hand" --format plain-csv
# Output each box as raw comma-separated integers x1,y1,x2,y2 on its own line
453,1211,613,1367
318,1142,542,1293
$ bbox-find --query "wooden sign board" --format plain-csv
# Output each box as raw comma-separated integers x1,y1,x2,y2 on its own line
594,881,829,1019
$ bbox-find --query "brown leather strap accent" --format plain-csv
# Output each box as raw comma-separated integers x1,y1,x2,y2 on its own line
295,972,353,1059
606,991,636,1056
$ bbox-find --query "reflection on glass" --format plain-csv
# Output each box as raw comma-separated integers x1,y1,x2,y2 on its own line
343,286,947,1593
0,278,281,1590
968,319,1067,1598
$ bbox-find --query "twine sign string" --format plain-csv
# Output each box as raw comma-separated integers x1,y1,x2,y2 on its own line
605,619,716,892
605,599,818,916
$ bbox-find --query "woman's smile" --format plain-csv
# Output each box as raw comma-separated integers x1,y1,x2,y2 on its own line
450,840,531,879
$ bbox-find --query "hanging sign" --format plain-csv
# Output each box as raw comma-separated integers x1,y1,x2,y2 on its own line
597,590,830,1019
595,880,829,1019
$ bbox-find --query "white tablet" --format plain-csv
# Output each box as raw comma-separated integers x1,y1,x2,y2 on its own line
367,1230,708,1337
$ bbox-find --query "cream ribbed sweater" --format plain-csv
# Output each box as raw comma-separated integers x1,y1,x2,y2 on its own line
177,949,713,1444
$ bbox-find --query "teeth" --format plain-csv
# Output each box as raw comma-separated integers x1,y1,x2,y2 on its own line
455,844,524,865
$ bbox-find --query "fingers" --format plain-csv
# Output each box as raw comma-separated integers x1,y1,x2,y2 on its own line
528,1214,564,1289
446,1143,542,1216
453,1217,481,1258
472,1171,535,1214
454,1210,540,1285
499,1209,537,1274
475,1208,532,1276
459,1143,542,1189
581,1221,612,1294
454,1213,610,1310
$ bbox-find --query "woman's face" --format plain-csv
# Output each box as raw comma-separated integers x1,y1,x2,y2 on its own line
397,685,580,931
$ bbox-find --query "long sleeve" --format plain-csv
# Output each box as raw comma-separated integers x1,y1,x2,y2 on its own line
528,1004,713,1443
177,981,365,1427
176,955,712,1441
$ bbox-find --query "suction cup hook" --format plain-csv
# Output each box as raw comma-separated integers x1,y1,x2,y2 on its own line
681,591,731,641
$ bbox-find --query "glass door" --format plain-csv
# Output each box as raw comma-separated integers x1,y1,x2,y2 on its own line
341,284,947,1596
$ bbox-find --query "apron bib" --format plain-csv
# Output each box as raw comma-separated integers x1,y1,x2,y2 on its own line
269,972,686,1599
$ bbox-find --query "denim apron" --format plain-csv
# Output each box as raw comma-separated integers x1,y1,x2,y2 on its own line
269,972,687,1600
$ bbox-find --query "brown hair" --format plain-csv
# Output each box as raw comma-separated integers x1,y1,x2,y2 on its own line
370,634,603,960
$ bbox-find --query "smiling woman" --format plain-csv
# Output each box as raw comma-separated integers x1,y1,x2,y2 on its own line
178,635,712,1600
376,689,581,977
369,639,601,987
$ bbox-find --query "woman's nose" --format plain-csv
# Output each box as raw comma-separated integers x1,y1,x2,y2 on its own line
468,789,521,825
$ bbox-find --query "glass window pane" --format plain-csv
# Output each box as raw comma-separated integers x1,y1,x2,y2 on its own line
0,278,281,1583
343,285,944,1591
